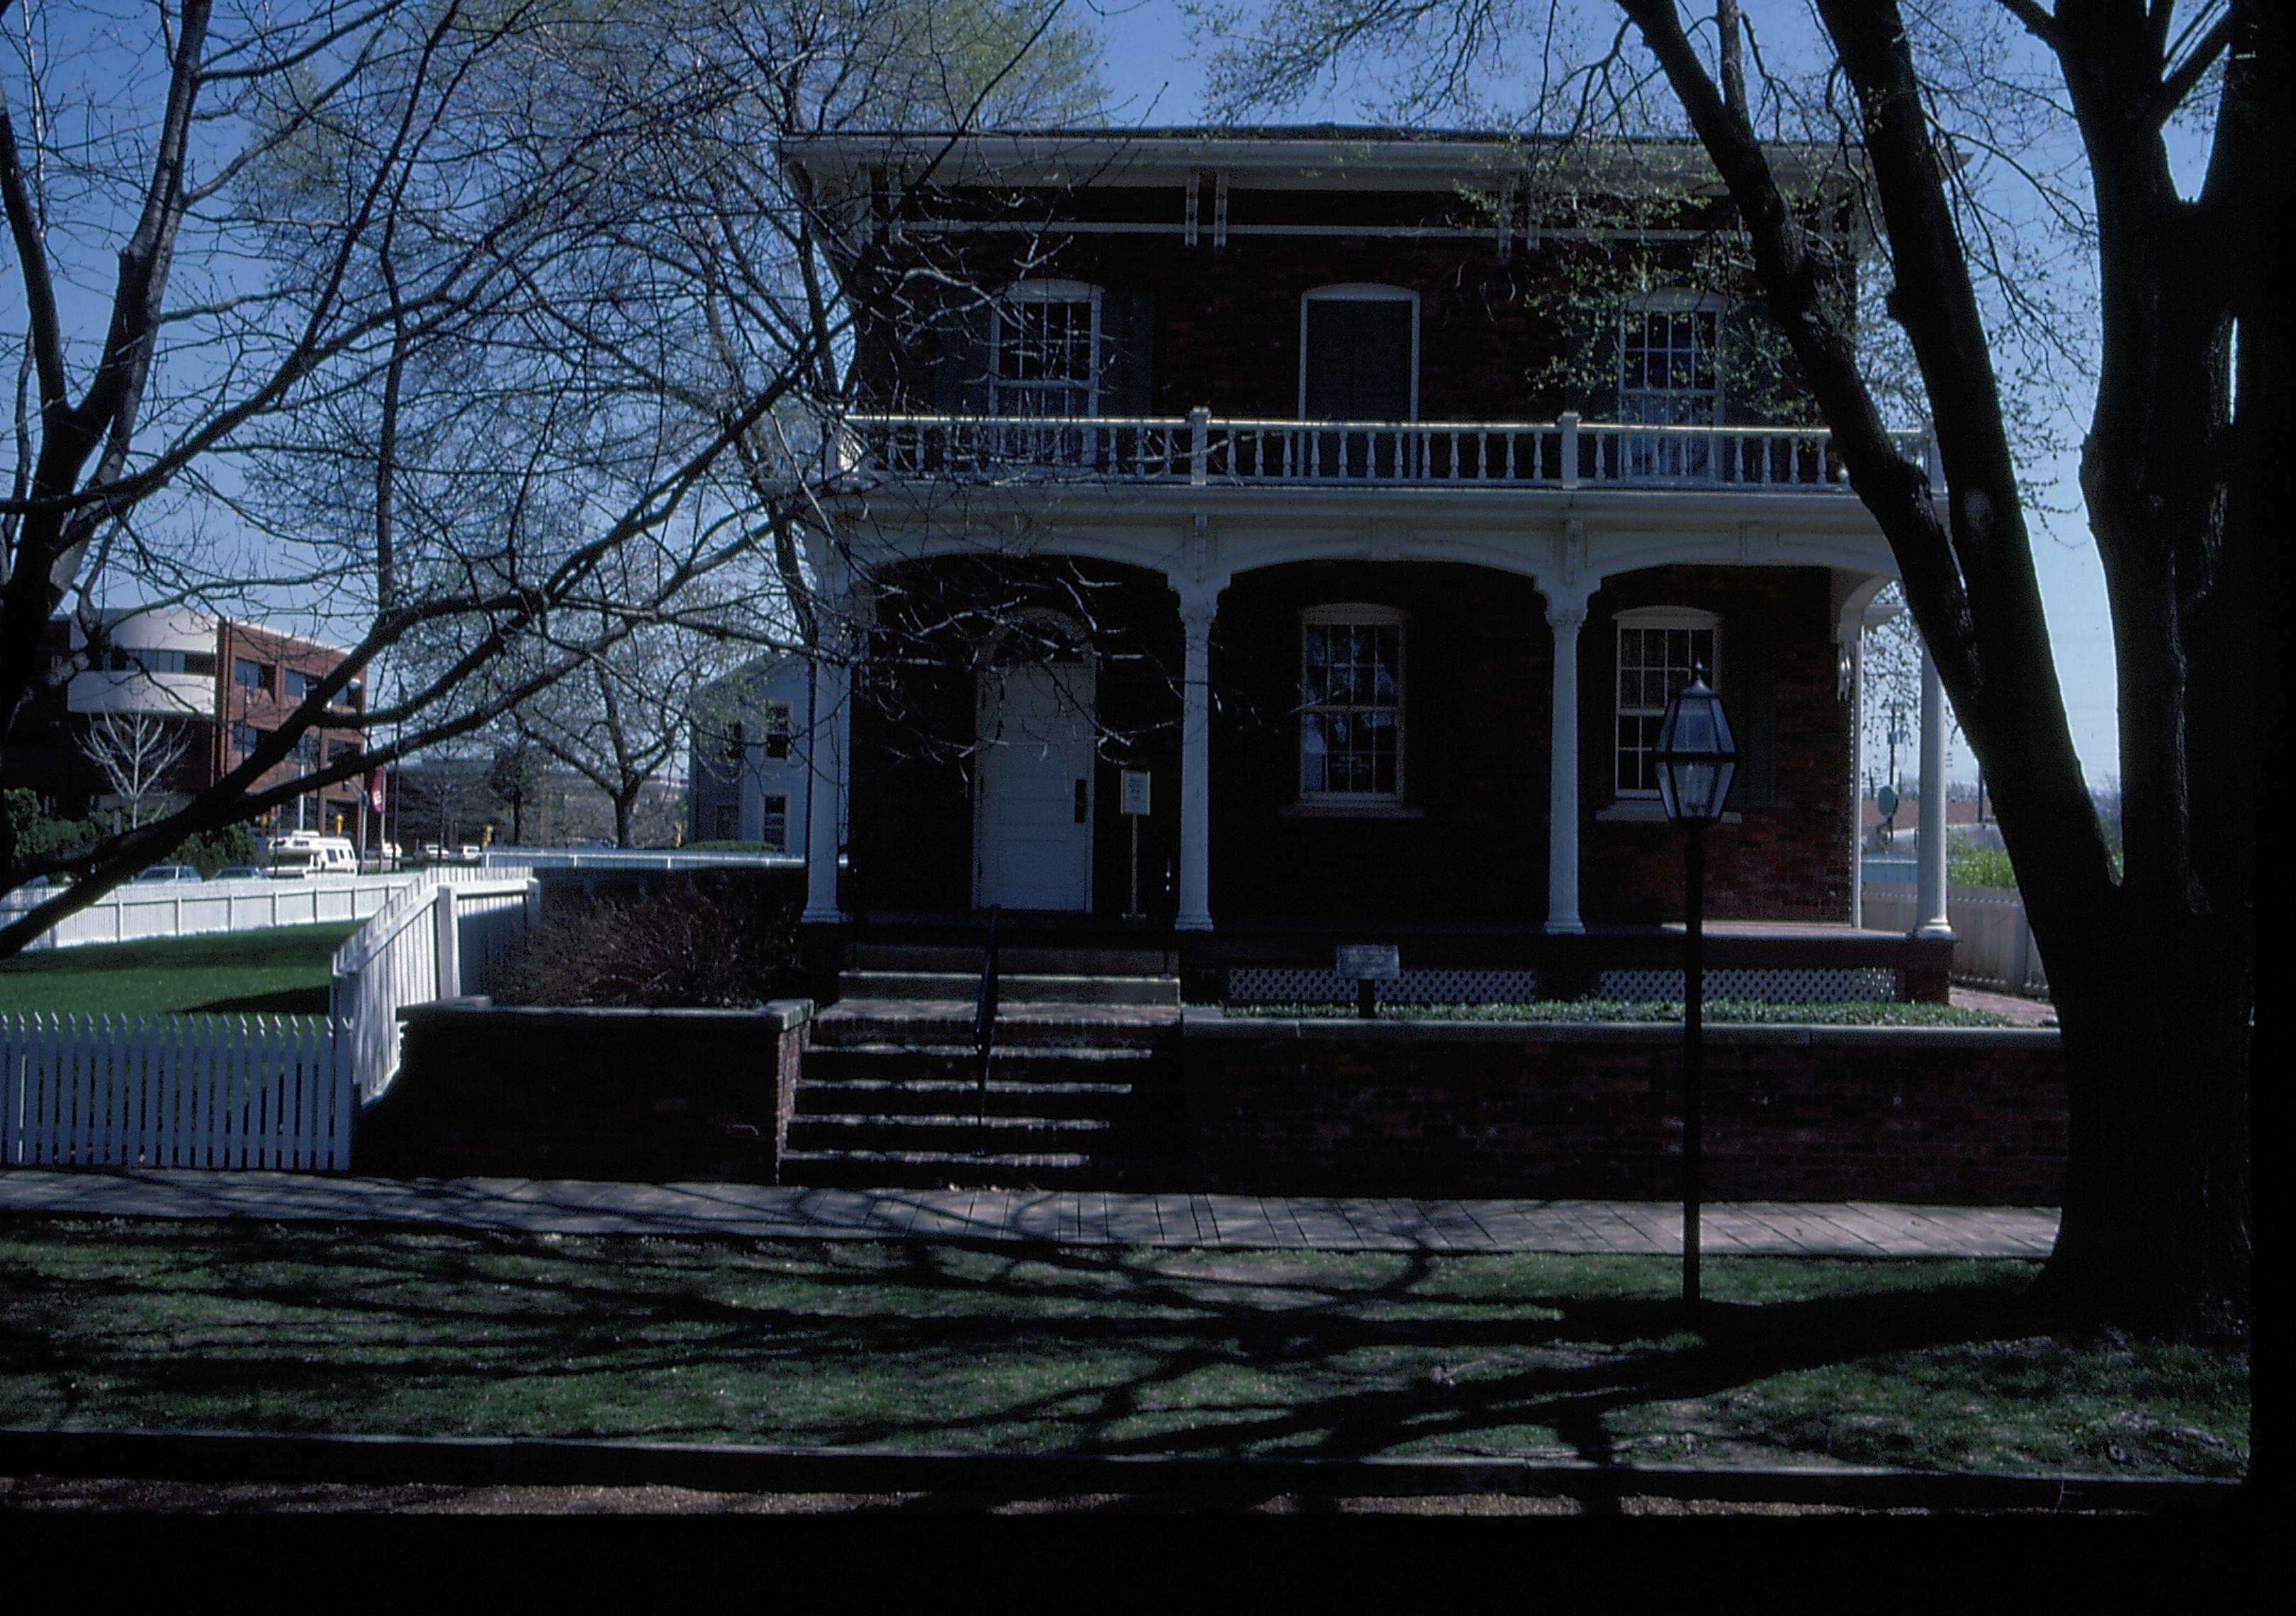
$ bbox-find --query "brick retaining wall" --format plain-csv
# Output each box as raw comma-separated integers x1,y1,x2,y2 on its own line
1182,1014,2064,1203
356,999,812,1182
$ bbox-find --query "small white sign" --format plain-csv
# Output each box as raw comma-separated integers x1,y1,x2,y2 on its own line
1335,943,1402,981
1120,770,1152,816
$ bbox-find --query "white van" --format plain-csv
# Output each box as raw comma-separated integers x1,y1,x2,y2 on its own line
266,832,359,877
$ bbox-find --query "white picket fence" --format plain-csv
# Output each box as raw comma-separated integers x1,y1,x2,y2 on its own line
0,866,539,1176
4,872,417,952
327,873,539,1101
1860,883,2049,996
0,1013,352,1170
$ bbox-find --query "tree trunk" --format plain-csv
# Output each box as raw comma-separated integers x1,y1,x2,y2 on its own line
614,791,637,848
1611,0,2258,1337
2035,915,2250,1337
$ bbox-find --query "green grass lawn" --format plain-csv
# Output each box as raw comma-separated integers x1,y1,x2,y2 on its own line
0,1220,2246,1478
0,924,358,1017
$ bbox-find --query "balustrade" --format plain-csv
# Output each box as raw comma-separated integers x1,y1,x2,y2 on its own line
843,412,1924,491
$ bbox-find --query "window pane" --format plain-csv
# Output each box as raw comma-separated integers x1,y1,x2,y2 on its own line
1300,617,1404,799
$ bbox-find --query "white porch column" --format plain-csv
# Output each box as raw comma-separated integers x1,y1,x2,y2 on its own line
801,649,851,926
1847,632,1866,929
1543,597,1588,935
1175,597,1217,931
1914,644,1954,938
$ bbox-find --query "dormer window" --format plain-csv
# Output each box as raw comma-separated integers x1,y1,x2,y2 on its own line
992,281,1101,418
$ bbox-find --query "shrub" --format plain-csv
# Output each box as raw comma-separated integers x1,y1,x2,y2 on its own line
488,873,802,1007
6,789,258,878
1947,832,2018,890
1226,999,2011,1026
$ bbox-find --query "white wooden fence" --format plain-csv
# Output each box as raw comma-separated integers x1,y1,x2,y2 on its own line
327,873,539,1101
478,848,804,872
1860,883,2049,996
0,868,539,1175
2,872,415,952
1,1013,352,1170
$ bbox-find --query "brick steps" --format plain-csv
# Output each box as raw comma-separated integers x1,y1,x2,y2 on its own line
784,985,1183,1190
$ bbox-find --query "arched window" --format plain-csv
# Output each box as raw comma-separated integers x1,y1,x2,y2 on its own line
991,279,1102,418
1615,607,1721,797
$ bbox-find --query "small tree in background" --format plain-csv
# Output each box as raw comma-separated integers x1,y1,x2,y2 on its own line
78,713,193,829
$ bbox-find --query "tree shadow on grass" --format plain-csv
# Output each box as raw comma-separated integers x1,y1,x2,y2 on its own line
0,1218,2132,1488
187,987,330,1015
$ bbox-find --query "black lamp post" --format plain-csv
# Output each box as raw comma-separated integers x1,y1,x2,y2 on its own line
1652,661,1737,1318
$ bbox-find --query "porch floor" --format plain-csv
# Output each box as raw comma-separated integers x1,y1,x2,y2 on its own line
0,1169,2060,1257
826,912,1957,1001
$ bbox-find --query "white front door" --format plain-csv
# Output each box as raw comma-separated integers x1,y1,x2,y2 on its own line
976,662,1095,911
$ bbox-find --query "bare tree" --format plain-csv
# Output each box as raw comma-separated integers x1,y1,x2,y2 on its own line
79,711,193,828
0,0,1105,953
1193,0,2261,1335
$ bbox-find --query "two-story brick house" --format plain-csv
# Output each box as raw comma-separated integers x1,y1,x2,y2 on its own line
770,128,1949,1004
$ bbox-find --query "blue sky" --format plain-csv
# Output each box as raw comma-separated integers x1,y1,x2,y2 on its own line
1074,0,2141,790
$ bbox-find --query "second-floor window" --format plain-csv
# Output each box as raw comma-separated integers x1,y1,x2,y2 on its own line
1620,293,1722,478
234,658,272,693
761,701,793,760
1300,285,1418,422
993,281,1101,418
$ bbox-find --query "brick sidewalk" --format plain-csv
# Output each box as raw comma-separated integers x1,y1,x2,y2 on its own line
0,1169,2060,1257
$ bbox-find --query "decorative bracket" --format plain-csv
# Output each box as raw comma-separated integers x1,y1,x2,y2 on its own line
1559,517,1586,585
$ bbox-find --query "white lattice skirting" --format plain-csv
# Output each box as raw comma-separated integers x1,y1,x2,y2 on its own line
1596,967,1901,1003
1227,967,1541,1006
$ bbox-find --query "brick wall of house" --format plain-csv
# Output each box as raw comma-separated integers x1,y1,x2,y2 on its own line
845,556,1855,928
848,557,1186,919
359,999,813,1182
1209,559,1554,924
1578,566,1856,924
1183,1017,2065,1202
879,186,1791,424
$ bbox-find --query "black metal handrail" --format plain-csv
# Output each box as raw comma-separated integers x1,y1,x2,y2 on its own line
973,905,1002,1130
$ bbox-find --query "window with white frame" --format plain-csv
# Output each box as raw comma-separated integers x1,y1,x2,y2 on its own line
760,701,793,760
993,281,1101,418
760,792,789,853
1620,293,1722,478
1299,285,1418,422
1616,607,1721,797
1300,606,1405,804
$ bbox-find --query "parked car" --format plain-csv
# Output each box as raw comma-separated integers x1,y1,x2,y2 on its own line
264,833,358,877
130,864,203,884
210,865,269,882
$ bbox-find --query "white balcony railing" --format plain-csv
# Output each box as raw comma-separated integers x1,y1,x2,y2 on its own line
842,409,1932,492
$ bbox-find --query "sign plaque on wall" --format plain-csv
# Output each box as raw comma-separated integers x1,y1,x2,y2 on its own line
1334,943,1402,981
